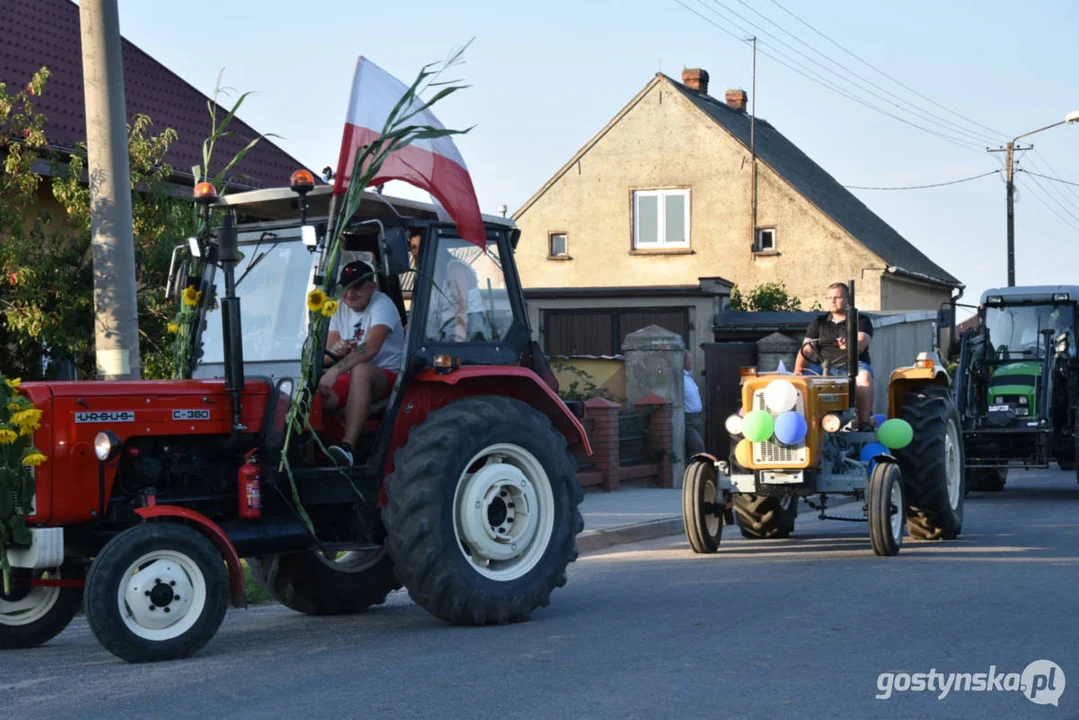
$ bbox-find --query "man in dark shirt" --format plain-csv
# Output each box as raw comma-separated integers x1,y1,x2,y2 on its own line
794,282,874,427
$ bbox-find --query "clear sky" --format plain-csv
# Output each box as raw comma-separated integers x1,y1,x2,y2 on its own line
115,0,1079,316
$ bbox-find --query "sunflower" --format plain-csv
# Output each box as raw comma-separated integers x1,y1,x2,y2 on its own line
307,289,327,312
182,286,200,306
9,408,42,430
320,299,339,318
21,451,47,467
0,427,17,445
167,323,179,334
3,377,20,389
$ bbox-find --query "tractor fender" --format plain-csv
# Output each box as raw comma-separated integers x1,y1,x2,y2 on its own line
390,367,592,469
134,504,246,608
887,352,952,418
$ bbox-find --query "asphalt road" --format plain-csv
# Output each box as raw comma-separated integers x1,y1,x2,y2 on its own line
3,470,1077,719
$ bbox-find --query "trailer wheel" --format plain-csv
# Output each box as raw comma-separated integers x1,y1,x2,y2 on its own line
0,560,84,649
382,396,583,625
682,459,723,553
84,523,228,663
247,548,400,615
868,461,905,556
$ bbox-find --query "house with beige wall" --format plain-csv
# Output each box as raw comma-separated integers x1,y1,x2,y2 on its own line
514,67,961,378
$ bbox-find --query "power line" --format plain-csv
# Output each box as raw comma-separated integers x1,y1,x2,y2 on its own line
675,0,985,153
1019,154,1079,217
727,0,1003,146
843,170,1000,191
1022,169,1079,188
1017,175,1079,231
695,0,987,149
767,0,1007,140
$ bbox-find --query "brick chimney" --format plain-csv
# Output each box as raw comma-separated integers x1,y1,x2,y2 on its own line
725,89,748,113
681,68,709,95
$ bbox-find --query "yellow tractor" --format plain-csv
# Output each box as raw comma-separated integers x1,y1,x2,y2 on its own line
683,283,965,556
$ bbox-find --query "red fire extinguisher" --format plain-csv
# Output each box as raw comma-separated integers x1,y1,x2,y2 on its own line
238,449,262,519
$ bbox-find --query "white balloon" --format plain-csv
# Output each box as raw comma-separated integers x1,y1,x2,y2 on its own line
764,379,799,412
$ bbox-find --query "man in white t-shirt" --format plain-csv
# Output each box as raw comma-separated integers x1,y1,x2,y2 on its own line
318,260,405,466
683,349,706,458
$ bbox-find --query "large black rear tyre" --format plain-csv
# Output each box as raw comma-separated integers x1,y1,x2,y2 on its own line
733,494,796,539
382,396,583,626
893,388,965,540
247,549,400,615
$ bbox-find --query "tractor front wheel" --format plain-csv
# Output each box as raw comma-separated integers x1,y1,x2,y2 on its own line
382,396,583,625
867,461,905,556
0,560,84,649
84,523,229,663
682,459,723,553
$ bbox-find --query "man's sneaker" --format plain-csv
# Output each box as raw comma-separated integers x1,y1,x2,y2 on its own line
327,443,354,467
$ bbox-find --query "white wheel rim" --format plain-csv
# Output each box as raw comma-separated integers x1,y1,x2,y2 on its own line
889,474,904,541
452,443,556,582
0,570,62,627
703,477,720,537
945,419,962,510
117,550,207,641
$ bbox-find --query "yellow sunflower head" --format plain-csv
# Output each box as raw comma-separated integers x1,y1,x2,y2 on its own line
167,323,180,334
4,377,21,389
307,289,327,312
320,299,339,318
0,427,17,445
22,451,47,467
182,286,200,306
10,408,42,430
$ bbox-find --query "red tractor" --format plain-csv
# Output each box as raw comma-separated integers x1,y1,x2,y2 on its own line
0,179,589,662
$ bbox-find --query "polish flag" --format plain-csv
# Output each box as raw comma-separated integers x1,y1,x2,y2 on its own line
332,57,486,249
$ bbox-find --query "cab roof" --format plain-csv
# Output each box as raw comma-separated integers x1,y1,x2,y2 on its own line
980,285,1079,304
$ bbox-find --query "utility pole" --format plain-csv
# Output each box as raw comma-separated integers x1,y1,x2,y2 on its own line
750,36,758,251
988,141,1030,288
80,0,141,380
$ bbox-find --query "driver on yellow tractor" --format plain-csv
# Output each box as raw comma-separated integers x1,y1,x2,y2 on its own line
319,260,406,466
794,281,875,429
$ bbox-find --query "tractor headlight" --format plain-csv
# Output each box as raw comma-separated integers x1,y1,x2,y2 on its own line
821,414,842,433
725,413,744,436
94,431,122,462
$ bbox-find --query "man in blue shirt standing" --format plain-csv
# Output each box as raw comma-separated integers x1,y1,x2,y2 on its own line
683,349,705,458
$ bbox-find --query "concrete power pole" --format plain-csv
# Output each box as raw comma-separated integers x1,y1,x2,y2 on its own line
80,0,141,379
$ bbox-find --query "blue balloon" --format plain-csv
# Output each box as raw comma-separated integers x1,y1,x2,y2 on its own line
860,442,889,472
774,411,808,445
872,413,888,428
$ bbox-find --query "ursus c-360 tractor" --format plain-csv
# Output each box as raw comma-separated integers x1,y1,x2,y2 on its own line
682,282,965,556
0,176,588,662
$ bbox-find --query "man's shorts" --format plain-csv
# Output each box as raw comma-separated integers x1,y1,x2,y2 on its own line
332,367,397,403
806,361,873,379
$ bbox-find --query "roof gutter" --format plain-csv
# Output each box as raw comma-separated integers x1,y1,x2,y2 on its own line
885,265,962,289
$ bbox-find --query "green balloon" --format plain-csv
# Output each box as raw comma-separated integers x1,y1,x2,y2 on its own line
742,410,775,442
877,418,914,450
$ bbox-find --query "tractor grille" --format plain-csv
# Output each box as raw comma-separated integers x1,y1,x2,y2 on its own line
751,389,808,466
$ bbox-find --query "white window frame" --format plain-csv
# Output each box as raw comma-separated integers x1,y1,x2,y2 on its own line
756,227,776,252
633,189,690,249
548,232,568,258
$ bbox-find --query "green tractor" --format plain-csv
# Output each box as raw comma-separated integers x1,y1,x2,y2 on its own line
955,286,1079,490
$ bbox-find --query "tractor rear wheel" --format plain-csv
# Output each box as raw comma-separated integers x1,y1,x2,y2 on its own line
0,560,84,649
247,548,400,615
382,396,583,625
965,468,1007,492
733,494,796,539
893,388,964,540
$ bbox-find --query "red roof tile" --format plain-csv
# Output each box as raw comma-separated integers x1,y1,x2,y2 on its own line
0,0,316,189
